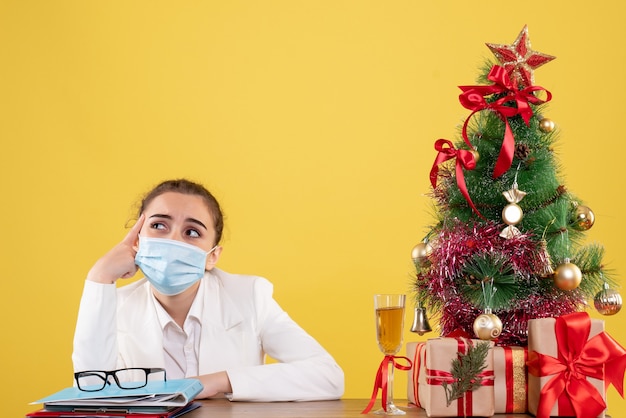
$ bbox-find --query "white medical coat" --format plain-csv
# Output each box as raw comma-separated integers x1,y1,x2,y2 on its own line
72,268,344,401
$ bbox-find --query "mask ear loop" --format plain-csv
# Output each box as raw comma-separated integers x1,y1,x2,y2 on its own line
204,245,221,271
131,229,145,253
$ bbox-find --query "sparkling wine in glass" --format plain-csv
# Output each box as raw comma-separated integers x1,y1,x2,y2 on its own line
374,294,406,415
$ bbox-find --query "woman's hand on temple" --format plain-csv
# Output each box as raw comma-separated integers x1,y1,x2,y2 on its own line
86,214,145,284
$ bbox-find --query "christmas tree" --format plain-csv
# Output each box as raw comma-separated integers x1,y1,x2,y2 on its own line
412,26,622,346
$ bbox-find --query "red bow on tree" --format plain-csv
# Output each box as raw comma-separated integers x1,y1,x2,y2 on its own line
430,138,482,218
458,65,552,178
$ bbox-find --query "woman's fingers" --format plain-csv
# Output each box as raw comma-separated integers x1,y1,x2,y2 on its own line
123,213,145,246
86,215,146,284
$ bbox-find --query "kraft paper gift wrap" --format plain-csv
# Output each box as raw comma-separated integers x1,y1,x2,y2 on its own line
407,338,495,417
492,346,527,414
527,312,626,418
407,341,426,406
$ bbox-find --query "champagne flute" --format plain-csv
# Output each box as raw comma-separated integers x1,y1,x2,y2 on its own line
374,294,406,415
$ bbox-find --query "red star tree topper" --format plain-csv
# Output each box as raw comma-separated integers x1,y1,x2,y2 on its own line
486,25,555,87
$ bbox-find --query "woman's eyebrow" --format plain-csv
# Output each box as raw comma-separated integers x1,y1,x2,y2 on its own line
149,214,207,231
149,213,172,220
186,218,207,230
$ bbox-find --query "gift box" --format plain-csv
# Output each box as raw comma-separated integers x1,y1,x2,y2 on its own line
407,338,495,417
407,341,426,406
492,346,527,414
409,342,525,415
527,312,626,418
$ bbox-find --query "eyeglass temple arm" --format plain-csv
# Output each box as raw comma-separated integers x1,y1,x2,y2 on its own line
146,367,167,381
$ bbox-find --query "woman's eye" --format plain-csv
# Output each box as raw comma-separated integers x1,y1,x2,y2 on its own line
150,222,166,230
185,229,200,238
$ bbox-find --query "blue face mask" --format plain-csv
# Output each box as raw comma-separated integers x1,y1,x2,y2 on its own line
134,236,217,296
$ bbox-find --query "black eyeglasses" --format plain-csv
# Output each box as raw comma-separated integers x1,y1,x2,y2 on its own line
74,368,167,392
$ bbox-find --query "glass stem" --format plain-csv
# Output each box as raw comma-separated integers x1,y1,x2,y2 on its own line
386,359,395,409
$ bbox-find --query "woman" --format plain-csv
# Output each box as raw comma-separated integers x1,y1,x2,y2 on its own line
72,179,344,401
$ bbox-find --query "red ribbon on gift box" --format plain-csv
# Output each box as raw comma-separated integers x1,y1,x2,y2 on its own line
458,65,551,179
527,312,626,418
411,342,426,408
361,355,412,414
425,338,494,417
491,346,529,413
501,346,528,413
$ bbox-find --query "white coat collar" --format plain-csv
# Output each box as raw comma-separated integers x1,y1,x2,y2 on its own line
203,268,243,330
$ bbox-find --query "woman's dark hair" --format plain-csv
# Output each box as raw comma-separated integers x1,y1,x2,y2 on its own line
138,179,224,244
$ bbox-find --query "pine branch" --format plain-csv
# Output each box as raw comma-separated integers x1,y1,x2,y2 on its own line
442,341,491,408
458,252,517,310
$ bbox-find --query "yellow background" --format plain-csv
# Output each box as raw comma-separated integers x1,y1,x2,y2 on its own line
2,1,625,416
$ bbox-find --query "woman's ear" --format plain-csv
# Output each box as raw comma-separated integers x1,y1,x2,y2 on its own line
205,246,223,271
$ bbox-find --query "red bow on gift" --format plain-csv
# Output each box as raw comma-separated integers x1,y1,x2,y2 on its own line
527,312,626,418
430,138,482,218
458,65,551,179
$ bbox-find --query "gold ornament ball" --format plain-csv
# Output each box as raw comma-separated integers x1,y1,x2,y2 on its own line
572,205,595,231
470,149,480,164
553,262,582,291
473,312,503,341
539,118,555,133
594,287,623,316
411,242,432,262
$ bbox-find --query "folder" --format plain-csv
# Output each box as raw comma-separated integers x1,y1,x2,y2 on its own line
25,401,201,418
31,379,203,413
